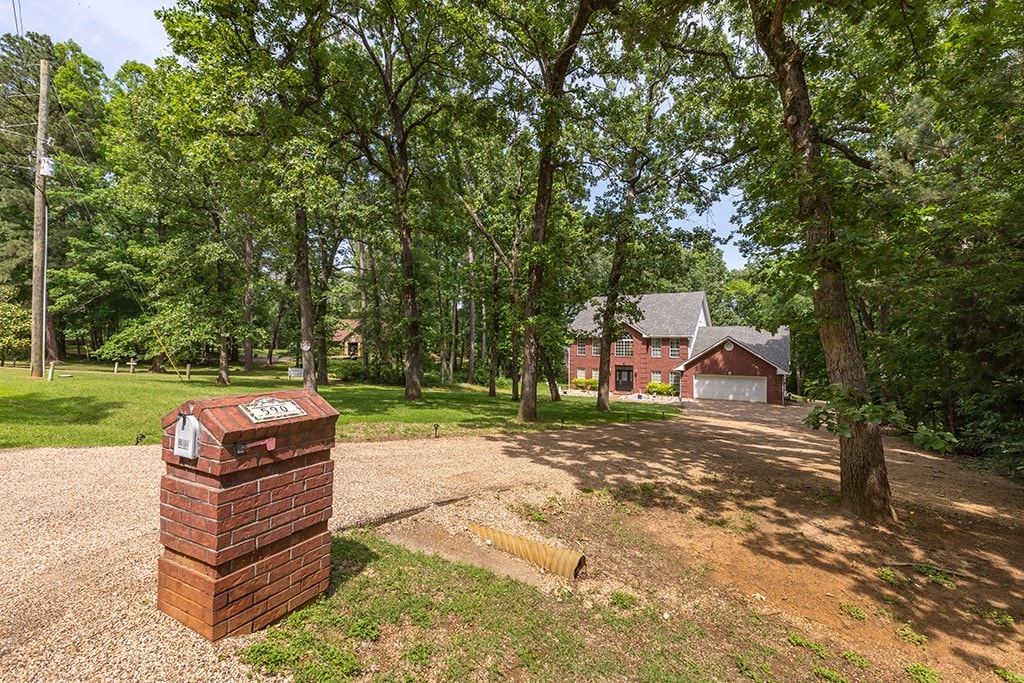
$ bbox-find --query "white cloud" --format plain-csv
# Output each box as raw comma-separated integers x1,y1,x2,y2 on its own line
18,0,172,74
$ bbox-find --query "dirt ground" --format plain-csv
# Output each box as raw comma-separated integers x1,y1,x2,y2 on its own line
376,401,1024,681
1,400,1021,681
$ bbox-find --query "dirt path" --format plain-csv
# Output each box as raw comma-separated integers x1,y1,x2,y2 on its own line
1,401,1021,681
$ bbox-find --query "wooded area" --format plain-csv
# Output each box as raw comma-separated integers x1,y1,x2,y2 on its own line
1,0,1021,519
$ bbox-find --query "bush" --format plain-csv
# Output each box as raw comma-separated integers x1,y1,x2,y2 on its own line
572,377,599,391
645,382,675,396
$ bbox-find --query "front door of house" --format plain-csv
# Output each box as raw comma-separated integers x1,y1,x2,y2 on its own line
615,366,633,392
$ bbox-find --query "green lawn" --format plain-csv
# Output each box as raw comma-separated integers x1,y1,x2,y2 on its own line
0,362,678,448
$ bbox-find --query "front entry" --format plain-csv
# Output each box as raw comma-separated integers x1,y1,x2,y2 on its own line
614,366,634,392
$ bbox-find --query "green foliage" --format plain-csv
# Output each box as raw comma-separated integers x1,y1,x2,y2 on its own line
896,623,928,646
974,608,1015,630
727,652,773,682
811,667,848,683
839,603,868,622
804,385,957,454
841,651,870,669
786,631,828,659
913,564,956,589
609,591,638,610
0,287,30,365
877,566,903,589
645,382,675,396
996,668,1024,683
905,662,940,683
572,377,599,391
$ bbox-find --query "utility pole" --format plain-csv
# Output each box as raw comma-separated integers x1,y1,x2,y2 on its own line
30,59,50,378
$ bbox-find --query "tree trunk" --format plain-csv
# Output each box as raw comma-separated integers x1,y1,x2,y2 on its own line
489,258,499,397
367,242,385,382
540,347,561,402
448,298,458,383
315,232,336,387
216,257,230,385
294,206,317,391
511,330,520,402
396,172,422,399
358,241,370,375
517,0,615,422
467,234,476,384
749,0,894,523
267,299,287,366
597,224,630,412
243,233,256,372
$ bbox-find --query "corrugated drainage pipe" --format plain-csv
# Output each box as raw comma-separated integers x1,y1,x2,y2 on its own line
469,523,586,580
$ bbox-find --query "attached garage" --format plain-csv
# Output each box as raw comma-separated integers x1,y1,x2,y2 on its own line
678,326,791,405
693,375,767,403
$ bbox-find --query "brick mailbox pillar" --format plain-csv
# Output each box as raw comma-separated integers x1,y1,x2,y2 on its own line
157,388,339,640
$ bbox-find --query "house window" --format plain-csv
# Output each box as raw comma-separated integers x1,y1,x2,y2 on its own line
576,340,586,356
651,371,662,384
669,338,681,358
614,336,633,357
669,371,681,393
576,368,586,379
592,339,600,356
651,338,662,358
591,368,600,379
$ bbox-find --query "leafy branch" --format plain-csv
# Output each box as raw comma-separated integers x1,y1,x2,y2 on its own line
804,384,957,454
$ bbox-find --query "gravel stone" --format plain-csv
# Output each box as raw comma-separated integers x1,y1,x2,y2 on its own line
0,431,579,682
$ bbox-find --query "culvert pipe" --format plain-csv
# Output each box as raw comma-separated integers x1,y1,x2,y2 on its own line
468,523,586,580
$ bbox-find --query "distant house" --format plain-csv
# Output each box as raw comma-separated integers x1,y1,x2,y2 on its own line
568,292,790,405
332,319,362,358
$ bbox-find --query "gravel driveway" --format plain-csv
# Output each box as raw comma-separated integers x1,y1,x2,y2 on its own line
0,431,578,682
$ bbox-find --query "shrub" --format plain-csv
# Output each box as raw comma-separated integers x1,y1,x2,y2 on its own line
645,382,675,396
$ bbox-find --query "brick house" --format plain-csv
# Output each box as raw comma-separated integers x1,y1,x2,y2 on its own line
568,292,790,405
332,319,361,358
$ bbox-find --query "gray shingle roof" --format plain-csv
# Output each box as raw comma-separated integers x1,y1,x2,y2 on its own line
570,292,709,338
683,326,791,374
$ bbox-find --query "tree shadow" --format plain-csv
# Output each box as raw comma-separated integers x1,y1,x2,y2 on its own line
0,392,125,445
484,401,1024,672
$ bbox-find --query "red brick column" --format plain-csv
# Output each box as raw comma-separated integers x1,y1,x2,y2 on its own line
157,389,339,640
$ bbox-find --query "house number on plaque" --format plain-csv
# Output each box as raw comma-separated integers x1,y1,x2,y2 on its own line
239,396,307,423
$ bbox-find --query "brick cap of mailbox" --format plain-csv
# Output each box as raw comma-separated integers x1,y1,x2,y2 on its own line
158,388,339,640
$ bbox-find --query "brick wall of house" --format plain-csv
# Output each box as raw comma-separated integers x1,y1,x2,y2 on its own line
567,326,690,393
680,343,786,405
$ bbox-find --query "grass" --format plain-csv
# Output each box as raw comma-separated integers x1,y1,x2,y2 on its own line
913,564,956,589
877,566,904,588
896,622,929,646
0,361,679,448
787,631,828,659
996,668,1024,683
842,650,870,669
906,662,941,683
839,603,869,621
239,531,733,681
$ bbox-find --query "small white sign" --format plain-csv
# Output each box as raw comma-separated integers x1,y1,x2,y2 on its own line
239,396,307,424
300,340,311,351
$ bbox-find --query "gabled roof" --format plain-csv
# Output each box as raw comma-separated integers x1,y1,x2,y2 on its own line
333,319,361,344
570,292,710,338
679,326,791,374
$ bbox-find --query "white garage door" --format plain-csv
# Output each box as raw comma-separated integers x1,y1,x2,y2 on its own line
693,375,767,403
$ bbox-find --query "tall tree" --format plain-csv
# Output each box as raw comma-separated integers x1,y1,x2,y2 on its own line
741,0,894,521
484,0,618,422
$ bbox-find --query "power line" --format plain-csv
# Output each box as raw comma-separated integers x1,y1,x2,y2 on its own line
10,0,22,35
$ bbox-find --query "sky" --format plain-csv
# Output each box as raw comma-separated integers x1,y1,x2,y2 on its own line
7,0,746,270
